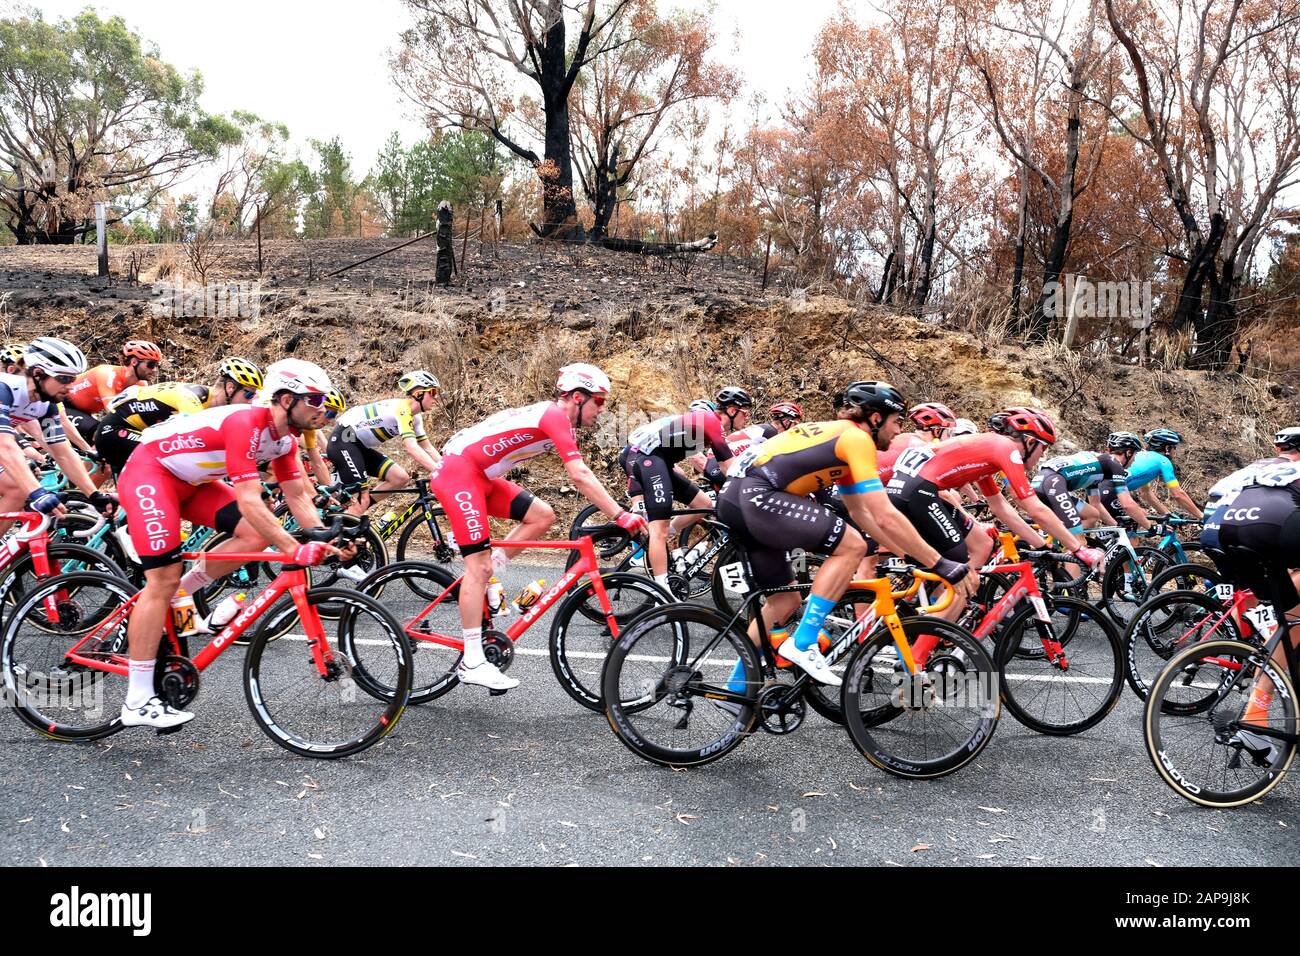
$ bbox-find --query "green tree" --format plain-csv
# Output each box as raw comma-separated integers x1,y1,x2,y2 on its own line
367,130,504,237
0,8,238,244
302,137,361,238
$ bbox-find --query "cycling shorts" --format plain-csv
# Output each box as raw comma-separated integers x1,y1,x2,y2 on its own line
93,415,143,480
1033,469,1084,533
64,407,98,444
119,458,242,570
429,454,534,557
327,431,396,486
886,476,973,563
716,475,848,589
1202,487,1300,608
622,450,701,521
1094,479,1122,523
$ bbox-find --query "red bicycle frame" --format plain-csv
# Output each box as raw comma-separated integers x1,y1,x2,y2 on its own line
400,536,615,650
59,550,338,681
1,511,72,622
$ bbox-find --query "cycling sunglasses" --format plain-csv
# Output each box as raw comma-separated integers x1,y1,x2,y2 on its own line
411,388,439,401
52,373,78,385
298,393,328,409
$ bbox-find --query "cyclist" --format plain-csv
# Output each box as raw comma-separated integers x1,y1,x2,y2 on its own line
93,358,264,480
1033,435,1155,535
718,380,974,687
0,338,110,534
62,340,163,445
886,407,1106,620
622,387,741,593
1198,426,1300,762
1124,428,1204,519
327,370,441,511
430,363,646,692
117,359,344,730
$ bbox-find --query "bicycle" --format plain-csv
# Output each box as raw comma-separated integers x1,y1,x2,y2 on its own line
0,497,126,616
0,516,412,759
601,540,999,777
356,535,674,709
1144,547,1299,807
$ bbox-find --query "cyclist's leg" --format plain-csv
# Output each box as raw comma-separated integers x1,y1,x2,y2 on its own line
368,450,408,495
327,431,378,514
630,454,676,581
0,468,28,537
889,479,971,620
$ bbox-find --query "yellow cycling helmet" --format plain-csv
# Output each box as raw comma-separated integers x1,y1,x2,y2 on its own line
220,357,263,390
1,342,27,366
324,387,346,414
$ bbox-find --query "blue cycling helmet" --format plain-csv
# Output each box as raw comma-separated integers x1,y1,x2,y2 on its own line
689,398,718,413
1144,428,1183,453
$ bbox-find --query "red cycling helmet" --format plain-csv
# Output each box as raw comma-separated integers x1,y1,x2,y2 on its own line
988,406,1058,445
122,340,162,362
769,401,803,421
908,402,956,430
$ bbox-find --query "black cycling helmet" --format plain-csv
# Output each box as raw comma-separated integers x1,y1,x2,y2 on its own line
715,386,753,409
1107,431,1144,453
842,380,907,417
1274,426,1300,451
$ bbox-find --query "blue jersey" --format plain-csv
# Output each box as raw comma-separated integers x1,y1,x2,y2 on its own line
1125,450,1178,492
1034,451,1127,493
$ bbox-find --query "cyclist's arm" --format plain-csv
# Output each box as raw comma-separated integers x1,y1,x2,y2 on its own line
0,433,38,496
18,420,49,458
279,474,327,533
849,490,942,568
57,406,93,453
1115,486,1154,530
307,444,332,486
1137,483,1170,516
1167,483,1203,519
403,436,440,472
46,441,96,495
564,458,625,519
233,479,306,553
985,492,1045,548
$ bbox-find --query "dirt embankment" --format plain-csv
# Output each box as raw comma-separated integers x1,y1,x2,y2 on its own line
2,238,1296,526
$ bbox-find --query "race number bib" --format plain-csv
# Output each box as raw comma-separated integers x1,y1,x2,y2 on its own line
893,446,935,480
718,562,750,594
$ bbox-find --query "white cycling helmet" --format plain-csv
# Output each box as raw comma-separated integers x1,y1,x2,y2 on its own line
398,370,441,393
556,363,611,396
261,358,333,399
24,337,88,377
951,417,979,437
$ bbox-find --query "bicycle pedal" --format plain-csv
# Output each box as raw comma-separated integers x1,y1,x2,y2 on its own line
155,725,188,737
488,688,509,697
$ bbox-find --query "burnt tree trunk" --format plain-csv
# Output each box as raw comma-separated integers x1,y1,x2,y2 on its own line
589,144,620,240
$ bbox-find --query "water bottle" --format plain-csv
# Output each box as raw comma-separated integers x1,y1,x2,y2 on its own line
446,529,459,553
684,539,710,566
670,548,686,574
486,577,507,615
170,588,200,638
375,511,398,536
512,579,546,613
207,592,248,631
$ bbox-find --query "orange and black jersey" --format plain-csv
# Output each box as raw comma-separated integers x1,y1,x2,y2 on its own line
729,420,884,497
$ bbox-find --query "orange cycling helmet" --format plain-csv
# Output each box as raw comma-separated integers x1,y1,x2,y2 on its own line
909,402,956,430
122,340,162,362
989,406,1058,445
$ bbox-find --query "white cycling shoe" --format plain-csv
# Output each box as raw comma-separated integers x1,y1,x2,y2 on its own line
775,636,841,687
456,660,520,692
120,696,194,730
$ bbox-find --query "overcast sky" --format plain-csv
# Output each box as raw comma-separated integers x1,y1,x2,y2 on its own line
28,0,848,188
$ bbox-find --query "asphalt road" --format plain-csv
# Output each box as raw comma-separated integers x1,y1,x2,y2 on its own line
3,556,1297,867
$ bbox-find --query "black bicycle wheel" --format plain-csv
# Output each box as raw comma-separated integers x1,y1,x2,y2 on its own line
994,595,1124,735
602,602,759,768
1,570,135,741
1122,589,1244,702
841,616,999,779
1144,561,1223,597
797,590,883,725
0,543,128,623
563,525,639,576
1145,638,1297,807
568,503,628,559
1100,545,1175,627
710,543,824,618
549,572,674,710
244,587,411,758
356,560,464,704
394,507,460,567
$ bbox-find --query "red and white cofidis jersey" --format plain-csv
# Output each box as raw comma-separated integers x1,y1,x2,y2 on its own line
887,433,1035,499
441,401,581,479
136,404,302,485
